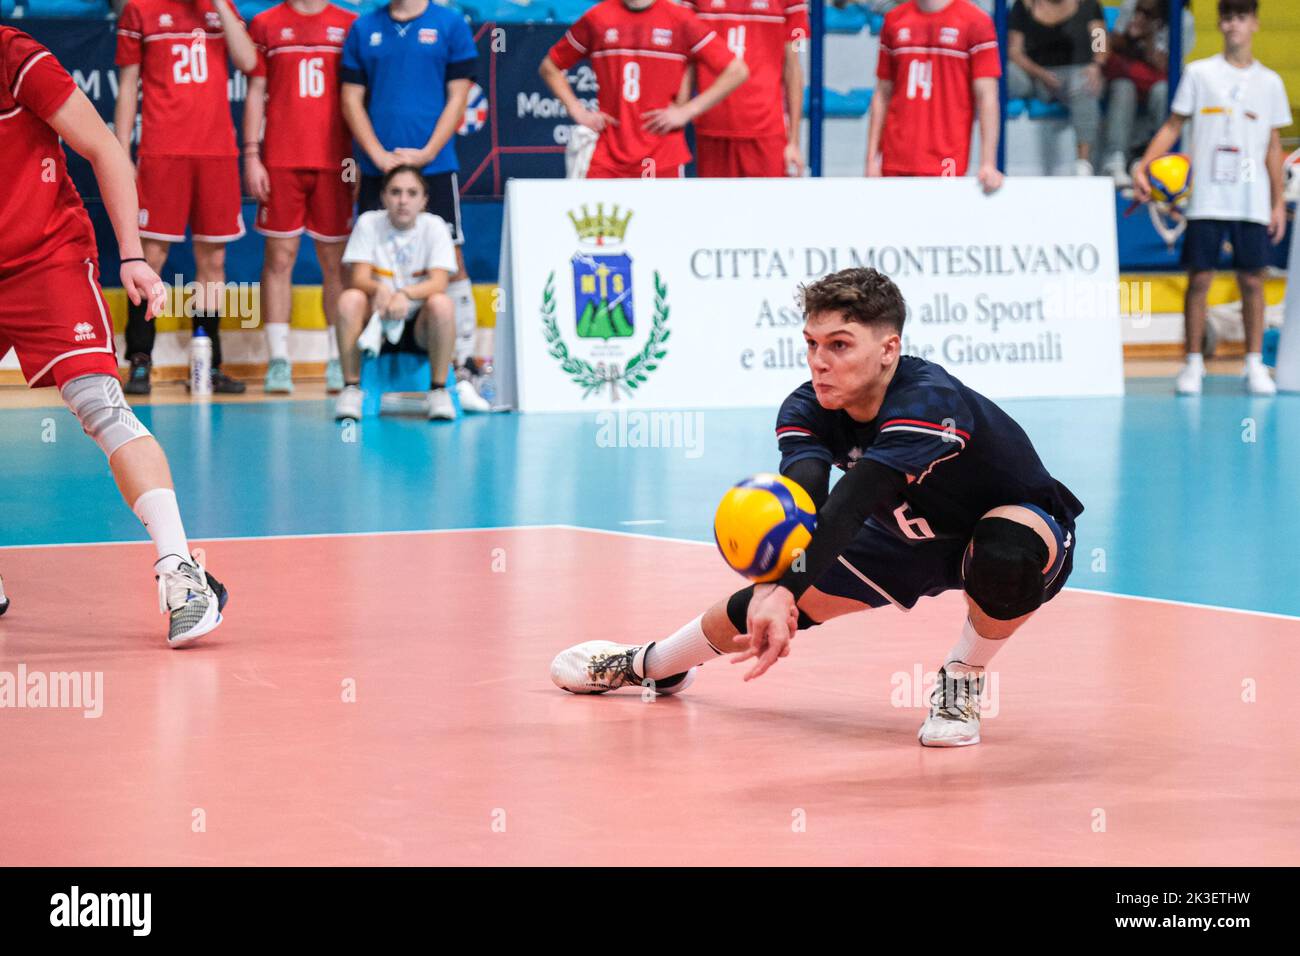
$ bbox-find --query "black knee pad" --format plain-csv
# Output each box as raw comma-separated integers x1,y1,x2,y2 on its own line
963,517,1049,621
726,584,821,632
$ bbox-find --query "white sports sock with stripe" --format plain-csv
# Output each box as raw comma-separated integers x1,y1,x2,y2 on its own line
132,488,190,574
944,617,1006,670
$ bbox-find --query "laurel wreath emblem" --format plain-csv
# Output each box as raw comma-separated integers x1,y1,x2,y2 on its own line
541,269,671,398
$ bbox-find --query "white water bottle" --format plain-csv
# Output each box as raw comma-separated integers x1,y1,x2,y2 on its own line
190,327,213,396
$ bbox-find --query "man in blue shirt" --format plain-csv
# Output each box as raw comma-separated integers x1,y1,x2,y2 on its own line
341,0,489,411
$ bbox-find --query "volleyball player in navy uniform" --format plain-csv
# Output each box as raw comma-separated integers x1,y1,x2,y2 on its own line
551,268,1083,747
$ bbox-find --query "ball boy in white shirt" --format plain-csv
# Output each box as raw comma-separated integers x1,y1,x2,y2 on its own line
1135,0,1291,395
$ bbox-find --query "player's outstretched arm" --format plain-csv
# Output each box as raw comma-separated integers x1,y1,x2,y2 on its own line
212,0,258,75
48,89,163,318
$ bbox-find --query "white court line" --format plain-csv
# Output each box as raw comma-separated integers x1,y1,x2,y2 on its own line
619,519,666,526
2,522,1297,623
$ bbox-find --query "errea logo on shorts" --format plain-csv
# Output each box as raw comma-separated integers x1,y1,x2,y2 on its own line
138,209,149,227
73,322,96,342
652,28,673,47
419,28,438,44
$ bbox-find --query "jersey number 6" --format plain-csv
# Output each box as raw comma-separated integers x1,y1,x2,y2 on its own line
893,502,936,540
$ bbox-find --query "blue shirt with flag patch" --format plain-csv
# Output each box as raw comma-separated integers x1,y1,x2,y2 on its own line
776,356,1083,542
342,4,478,177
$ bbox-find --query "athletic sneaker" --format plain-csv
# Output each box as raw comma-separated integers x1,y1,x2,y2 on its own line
1175,360,1205,395
426,387,456,421
124,354,152,395
264,358,294,394
1245,363,1277,396
325,358,344,393
455,378,491,413
0,574,9,616
157,557,228,648
211,369,246,394
334,384,363,420
550,640,697,696
918,664,984,747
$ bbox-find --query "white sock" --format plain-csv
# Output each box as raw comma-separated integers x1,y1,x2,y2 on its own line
944,617,1006,671
132,488,189,574
326,329,340,361
266,322,290,361
1184,352,1205,371
1244,352,1264,372
448,277,476,366
644,615,721,679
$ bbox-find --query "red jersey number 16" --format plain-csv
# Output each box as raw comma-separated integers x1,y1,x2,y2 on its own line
299,58,326,98
906,60,933,101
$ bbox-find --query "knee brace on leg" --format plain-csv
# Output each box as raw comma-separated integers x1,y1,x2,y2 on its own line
726,584,821,633
962,517,1049,621
61,374,151,458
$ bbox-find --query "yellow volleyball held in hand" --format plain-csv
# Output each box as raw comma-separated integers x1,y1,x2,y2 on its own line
1146,152,1192,207
713,474,817,582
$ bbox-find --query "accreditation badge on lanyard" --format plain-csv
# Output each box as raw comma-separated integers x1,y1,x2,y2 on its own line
1212,145,1242,183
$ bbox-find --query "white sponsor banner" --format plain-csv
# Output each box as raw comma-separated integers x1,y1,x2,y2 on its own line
498,177,1123,412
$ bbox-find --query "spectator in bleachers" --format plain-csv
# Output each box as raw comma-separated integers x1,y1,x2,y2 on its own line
340,0,490,413
538,0,749,179
114,0,257,394
1100,0,1195,185
680,0,810,178
244,0,358,395
1006,0,1107,175
1134,0,1290,396
866,0,1004,192
332,166,460,421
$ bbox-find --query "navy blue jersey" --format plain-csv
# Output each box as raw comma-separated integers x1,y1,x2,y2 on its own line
341,4,478,177
776,356,1083,542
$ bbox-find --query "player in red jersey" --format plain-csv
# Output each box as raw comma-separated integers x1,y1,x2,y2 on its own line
244,0,357,394
681,0,809,178
114,0,257,394
866,0,1004,192
539,0,750,178
0,27,229,645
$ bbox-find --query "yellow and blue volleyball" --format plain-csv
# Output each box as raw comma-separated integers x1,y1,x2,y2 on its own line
713,474,817,582
1147,152,1192,207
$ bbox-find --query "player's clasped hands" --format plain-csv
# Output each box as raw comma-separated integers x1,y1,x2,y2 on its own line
732,583,798,681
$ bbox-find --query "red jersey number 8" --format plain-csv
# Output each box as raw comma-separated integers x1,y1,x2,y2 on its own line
623,61,640,103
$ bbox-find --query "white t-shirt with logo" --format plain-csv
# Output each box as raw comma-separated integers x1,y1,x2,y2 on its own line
342,210,458,300
1171,54,1291,224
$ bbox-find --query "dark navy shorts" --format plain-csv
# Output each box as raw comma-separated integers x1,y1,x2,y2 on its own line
1181,218,1270,272
812,503,1075,612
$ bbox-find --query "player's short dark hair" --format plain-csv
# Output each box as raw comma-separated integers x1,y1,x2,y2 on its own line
380,165,428,194
798,268,906,334
1218,0,1258,17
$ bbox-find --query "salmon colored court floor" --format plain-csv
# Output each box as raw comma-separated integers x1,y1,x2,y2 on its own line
0,376,1298,865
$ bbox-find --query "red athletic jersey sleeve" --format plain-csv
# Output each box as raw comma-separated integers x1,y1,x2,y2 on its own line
547,0,720,172
115,0,239,158
250,2,356,169
0,28,97,271
548,16,594,72
685,0,805,139
876,0,1000,177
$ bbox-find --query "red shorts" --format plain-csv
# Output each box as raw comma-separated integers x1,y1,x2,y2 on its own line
137,154,246,243
0,257,118,389
695,135,788,178
255,167,354,242
586,155,684,179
